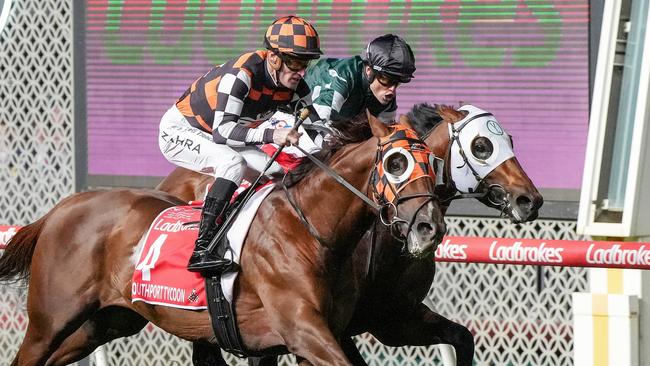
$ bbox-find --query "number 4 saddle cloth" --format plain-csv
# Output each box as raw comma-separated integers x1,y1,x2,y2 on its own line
131,183,275,310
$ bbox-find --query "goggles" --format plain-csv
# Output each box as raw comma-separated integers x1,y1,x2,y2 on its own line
279,53,312,72
375,73,402,88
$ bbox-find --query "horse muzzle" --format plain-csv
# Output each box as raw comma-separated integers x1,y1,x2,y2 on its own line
399,202,446,257
504,190,544,223
482,184,544,224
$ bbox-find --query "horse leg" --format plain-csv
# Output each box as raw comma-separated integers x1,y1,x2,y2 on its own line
292,336,364,366
340,337,367,366
11,297,98,366
44,306,148,365
247,356,279,366
246,338,363,366
253,297,350,365
192,342,228,366
369,303,474,366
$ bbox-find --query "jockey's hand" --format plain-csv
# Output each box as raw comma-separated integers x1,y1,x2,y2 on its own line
272,127,302,146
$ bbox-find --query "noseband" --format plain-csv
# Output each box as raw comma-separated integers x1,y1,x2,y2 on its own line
283,126,437,244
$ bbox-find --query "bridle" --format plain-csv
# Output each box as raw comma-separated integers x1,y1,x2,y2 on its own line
282,126,437,244
370,127,437,242
420,110,513,214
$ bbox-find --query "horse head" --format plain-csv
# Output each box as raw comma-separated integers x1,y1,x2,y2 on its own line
367,113,446,255
369,116,446,256
406,103,543,223
290,112,446,258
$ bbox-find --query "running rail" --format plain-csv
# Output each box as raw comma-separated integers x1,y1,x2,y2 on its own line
2,225,649,269
435,236,650,269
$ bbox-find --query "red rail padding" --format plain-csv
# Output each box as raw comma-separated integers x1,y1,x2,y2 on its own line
0,226,21,250
436,236,650,269
1,226,649,269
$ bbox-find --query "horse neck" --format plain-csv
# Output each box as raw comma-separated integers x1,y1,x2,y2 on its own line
292,138,378,251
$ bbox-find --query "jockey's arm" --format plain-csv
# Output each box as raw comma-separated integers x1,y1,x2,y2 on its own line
309,76,350,125
291,81,335,147
211,69,277,147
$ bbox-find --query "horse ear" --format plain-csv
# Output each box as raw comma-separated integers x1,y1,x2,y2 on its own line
366,109,390,137
436,104,466,123
398,114,414,130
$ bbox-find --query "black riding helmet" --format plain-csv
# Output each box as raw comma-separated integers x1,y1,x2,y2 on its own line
363,34,416,83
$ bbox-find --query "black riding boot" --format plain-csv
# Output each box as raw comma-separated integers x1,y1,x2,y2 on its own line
187,178,239,273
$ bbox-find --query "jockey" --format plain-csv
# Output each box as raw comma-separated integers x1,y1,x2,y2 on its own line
305,34,416,126
158,15,323,273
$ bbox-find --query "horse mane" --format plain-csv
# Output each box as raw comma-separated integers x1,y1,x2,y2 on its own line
329,113,372,145
285,103,468,187
282,150,329,187
406,103,467,137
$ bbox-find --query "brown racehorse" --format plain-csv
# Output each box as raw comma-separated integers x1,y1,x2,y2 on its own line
157,104,544,366
0,120,446,366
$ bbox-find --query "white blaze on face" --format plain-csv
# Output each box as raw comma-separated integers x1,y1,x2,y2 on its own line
0,0,12,35
449,105,516,193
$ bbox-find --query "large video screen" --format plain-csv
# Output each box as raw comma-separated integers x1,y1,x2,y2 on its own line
86,0,588,190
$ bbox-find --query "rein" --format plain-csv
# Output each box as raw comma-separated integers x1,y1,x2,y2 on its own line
282,138,435,244
281,145,379,245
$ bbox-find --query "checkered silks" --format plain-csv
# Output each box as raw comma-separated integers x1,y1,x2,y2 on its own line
265,16,320,55
372,125,436,204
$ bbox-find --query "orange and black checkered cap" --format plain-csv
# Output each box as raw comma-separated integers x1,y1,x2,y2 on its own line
264,15,322,59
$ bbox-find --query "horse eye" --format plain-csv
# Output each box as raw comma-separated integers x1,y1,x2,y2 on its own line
471,136,493,160
385,153,408,176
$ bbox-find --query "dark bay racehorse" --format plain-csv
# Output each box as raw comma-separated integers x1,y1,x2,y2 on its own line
0,121,446,366
157,104,543,366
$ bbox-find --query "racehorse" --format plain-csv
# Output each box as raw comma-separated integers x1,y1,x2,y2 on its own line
157,104,543,366
0,119,446,366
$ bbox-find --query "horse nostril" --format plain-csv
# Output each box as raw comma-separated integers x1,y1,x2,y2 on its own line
417,222,435,239
516,195,532,210
516,194,544,211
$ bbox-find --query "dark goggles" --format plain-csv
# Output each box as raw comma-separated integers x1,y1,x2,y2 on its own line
375,73,402,88
278,53,312,72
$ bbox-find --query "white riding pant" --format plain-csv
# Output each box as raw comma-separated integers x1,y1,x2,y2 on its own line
158,105,284,185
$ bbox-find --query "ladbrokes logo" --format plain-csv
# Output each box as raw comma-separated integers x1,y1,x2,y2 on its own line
488,240,564,263
435,239,468,260
0,227,18,247
153,219,196,233
586,244,650,266
0,0,13,35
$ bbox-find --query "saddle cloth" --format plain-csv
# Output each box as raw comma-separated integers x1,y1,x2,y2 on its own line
131,183,275,310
